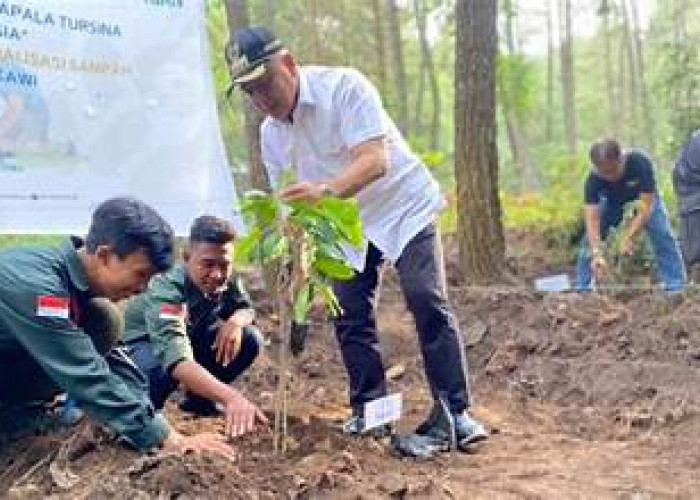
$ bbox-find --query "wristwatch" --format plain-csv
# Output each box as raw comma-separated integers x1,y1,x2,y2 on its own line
320,183,337,197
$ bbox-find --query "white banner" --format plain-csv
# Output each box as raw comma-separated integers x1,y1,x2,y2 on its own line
0,0,239,234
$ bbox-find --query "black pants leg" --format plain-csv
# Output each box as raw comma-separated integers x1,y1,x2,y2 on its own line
333,243,386,410
395,223,471,413
183,324,264,406
127,325,263,409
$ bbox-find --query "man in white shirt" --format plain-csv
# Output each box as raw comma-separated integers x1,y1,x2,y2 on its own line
225,27,487,449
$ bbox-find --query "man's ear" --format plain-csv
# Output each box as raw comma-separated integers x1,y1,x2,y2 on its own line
94,245,114,266
282,51,297,75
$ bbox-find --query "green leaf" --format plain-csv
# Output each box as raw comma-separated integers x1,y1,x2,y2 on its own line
293,282,313,323
318,283,343,317
313,254,355,280
240,190,280,228
316,198,363,247
259,230,288,263
235,226,263,265
315,240,346,261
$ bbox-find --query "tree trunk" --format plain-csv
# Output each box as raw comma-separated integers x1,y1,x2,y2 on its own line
628,0,655,153
620,0,639,144
501,0,538,192
305,0,322,61
223,0,270,192
371,0,387,95
617,15,628,141
414,60,426,136
559,0,577,155
546,0,555,141
600,0,616,135
339,0,350,65
454,0,505,284
386,0,410,137
413,0,440,150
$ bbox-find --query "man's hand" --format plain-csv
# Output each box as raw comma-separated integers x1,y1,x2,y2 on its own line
279,182,333,203
620,234,636,256
222,391,269,438
592,251,609,282
212,322,242,366
161,429,235,460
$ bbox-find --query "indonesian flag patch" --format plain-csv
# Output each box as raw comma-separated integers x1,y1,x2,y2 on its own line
36,295,70,319
159,303,186,321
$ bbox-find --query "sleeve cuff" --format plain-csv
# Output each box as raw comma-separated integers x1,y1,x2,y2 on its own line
123,412,171,451
160,343,194,373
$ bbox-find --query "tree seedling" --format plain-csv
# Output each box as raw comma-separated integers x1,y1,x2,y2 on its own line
236,189,362,454
599,201,655,287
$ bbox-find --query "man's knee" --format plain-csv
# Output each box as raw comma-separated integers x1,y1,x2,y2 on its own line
404,288,452,338
82,298,123,355
240,325,264,360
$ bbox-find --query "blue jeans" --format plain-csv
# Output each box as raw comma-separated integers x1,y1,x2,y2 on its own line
576,198,687,291
126,325,263,409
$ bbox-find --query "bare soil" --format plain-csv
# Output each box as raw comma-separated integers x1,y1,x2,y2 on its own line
2,235,700,499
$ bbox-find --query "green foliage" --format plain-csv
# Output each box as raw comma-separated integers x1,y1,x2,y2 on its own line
651,36,700,156
236,190,362,323
0,235,63,251
600,201,655,285
416,148,453,188
497,53,538,122
499,153,589,259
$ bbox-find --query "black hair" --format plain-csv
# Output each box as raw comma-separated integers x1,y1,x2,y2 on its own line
85,197,174,272
189,215,236,245
590,138,622,166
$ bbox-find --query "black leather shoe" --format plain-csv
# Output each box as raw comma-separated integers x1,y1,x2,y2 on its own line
179,397,219,417
415,402,488,448
342,414,393,438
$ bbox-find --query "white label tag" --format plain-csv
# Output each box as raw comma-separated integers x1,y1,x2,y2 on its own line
363,393,402,430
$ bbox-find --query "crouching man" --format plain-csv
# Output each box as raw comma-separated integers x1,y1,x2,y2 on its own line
0,197,233,456
124,215,267,438
576,138,686,290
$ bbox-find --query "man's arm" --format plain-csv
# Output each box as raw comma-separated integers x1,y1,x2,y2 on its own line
584,204,602,253
215,277,256,366
278,70,390,202
584,203,609,280
170,360,266,437
278,137,388,202
0,294,170,451
621,192,655,254
144,281,265,437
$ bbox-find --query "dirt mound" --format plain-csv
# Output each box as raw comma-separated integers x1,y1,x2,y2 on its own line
3,245,700,497
457,289,700,440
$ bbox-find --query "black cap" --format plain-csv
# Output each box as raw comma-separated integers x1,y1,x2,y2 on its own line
225,27,284,85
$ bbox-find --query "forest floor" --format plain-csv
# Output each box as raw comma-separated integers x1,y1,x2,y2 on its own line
2,232,700,499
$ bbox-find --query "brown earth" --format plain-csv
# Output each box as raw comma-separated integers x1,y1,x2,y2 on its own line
2,236,700,499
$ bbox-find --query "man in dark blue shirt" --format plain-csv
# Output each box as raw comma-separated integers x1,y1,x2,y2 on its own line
577,138,686,290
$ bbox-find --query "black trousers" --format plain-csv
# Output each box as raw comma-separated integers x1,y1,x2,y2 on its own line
126,324,263,409
333,223,471,414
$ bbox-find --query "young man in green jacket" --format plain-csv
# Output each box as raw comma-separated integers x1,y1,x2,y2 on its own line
0,197,233,457
124,215,267,439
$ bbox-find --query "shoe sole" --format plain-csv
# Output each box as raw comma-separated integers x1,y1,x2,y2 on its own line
458,431,488,450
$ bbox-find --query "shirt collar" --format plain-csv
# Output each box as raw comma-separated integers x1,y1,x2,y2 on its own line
289,68,315,123
182,264,224,303
61,236,90,293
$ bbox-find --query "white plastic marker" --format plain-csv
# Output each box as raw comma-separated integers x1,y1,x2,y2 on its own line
534,274,572,292
363,393,403,431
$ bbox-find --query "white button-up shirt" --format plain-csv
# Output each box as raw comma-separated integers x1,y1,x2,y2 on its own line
261,66,445,271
